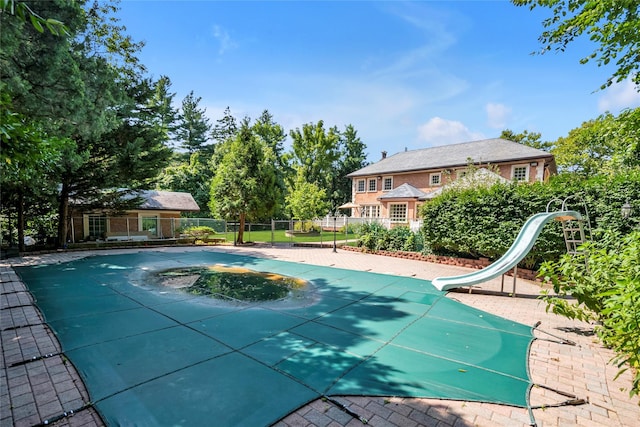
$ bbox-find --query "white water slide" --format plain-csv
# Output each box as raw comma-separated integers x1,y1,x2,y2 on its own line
431,210,583,292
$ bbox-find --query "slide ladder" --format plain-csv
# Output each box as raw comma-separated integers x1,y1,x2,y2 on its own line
549,196,592,256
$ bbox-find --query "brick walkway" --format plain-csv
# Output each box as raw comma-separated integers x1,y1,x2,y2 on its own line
1,246,638,426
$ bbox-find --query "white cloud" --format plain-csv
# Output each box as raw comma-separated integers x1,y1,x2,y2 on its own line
417,117,484,146
598,78,640,112
212,25,237,55
485,103,511,129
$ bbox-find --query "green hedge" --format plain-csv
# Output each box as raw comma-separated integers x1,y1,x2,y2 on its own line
420,170,640,269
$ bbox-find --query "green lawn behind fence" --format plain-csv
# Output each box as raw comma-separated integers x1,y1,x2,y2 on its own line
220,229,358,244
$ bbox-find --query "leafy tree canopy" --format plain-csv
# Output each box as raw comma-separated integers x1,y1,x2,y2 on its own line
288,120,340,190
500,129,553,151
209,118,279,243
512,0,640,90
286,167,329,222
552,107,640,176
1,0,69,35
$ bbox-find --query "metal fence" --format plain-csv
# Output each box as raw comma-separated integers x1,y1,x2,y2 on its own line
65,215,422,246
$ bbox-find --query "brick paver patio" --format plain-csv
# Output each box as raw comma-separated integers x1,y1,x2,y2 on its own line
1,246,638,426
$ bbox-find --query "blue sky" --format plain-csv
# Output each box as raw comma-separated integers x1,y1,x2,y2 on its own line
118,0,640,161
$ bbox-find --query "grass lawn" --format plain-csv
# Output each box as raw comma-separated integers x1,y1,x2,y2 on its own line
219,229,358,244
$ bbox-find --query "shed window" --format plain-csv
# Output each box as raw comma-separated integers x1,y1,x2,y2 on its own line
88,215,107,239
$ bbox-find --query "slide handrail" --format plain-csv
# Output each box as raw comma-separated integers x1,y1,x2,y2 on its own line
431,210,582,291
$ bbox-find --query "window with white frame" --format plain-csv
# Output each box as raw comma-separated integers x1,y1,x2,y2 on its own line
368,178,377,192
87,215,107,239
430,172,442,186
456,168,469,179
383,176,393,191
362,205,381,218
356,179,365,192
511,164,529,182
389,203,407,223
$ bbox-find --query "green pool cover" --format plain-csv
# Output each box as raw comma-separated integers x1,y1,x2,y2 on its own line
16,251,534,426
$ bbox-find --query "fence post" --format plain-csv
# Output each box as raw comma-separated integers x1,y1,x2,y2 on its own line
345,217,348,244
271,219,275,247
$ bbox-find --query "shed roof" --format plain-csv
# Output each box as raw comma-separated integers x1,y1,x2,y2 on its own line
136,190,200,211
347,138,553,178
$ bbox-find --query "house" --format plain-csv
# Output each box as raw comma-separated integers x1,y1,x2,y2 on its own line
345,138,556,226
69,190,200,242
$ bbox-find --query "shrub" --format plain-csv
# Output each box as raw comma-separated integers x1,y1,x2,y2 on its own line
357,223,419,253
357,222,387,252
181,226,217,240
539,230,640,397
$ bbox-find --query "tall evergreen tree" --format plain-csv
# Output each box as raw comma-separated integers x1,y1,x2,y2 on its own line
252,110,288,218
147,75,179,145
176,91,212,155
211,106,238,143
208,106,238,162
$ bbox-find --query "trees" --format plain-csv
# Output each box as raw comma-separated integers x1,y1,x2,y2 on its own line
289,120,341,189
285,168,329,228
500,129,553,151
1,0,69,35
512,0,640,90
1,0,174,246
252,110,289,218
147,76,179,146
209,119,279,244
0,95,73,250
334,125,368,210
288,120,340,216
157,152,212,217
551,107,640,176
176,91,212,155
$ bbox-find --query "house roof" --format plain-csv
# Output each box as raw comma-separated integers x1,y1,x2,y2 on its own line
136,190,200,211
378,183,430,200
347,138,553,178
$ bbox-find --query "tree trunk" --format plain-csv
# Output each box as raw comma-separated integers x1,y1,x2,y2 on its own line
57,182,70,248
17,191,25,252
237,212,245,244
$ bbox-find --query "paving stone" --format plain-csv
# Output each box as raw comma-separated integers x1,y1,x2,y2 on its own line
3,247,640,427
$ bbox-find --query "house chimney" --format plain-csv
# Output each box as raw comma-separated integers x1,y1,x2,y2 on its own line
381,151,387,159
